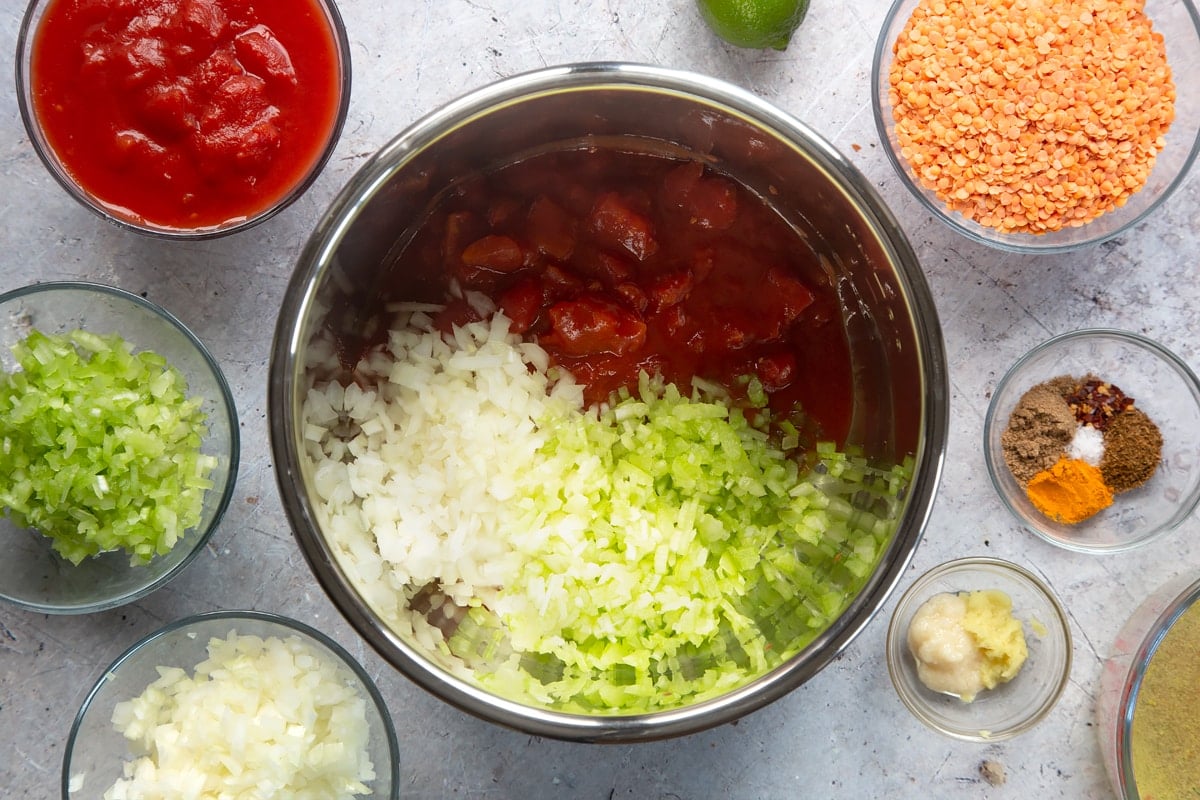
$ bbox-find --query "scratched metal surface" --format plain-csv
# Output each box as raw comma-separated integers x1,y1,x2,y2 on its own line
3,2,1200,798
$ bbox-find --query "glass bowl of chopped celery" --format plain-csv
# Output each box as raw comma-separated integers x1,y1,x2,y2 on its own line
269,64,950,741
983,329,1200,553
63,610,400,799
0,282,239,613
872,0,1200,253
886,557,1072,742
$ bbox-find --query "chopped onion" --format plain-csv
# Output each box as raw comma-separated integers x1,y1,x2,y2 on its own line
103,631,376,800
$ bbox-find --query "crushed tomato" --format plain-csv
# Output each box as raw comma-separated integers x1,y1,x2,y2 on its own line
29,0,344,231
388,148,855,445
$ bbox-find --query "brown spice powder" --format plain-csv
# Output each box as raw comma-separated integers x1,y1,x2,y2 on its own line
1001,378,1077,485
1101,406,1163,493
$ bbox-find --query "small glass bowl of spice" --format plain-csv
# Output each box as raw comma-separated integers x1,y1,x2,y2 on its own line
886,557,1072,742
984,329,1200,552
871,0,1200,253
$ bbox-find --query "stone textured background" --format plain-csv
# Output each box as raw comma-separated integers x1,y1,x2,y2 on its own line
3,1,1199,798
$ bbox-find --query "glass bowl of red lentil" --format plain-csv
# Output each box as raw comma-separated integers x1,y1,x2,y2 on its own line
872,0,1200,253
983,329,1200,552
16,0,352,239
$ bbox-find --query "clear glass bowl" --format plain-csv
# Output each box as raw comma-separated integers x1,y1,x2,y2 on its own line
983,329,1200,553
62,611,400,800
0,282,239,613
872,0,1200,253
15,0,352,239
886,557,1072,742
1097,574,1200,799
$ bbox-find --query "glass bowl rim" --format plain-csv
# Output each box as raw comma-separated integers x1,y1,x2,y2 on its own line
870,0,1200,254
1115,575,1200,799
885,555,1074,742
61,609,402,800
981,327,1200,554
14,0,354,240
0,280,240,614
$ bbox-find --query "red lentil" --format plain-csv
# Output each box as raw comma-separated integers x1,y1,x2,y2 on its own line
888,0,1176,234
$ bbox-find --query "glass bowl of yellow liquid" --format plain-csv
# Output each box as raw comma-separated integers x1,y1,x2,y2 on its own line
1098,574,1200,800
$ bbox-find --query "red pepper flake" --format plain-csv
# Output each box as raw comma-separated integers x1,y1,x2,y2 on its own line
1065,379,1135,431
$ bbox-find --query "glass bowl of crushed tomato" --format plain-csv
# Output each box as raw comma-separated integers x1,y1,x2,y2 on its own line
269,62,950,742
872,0,1200,253
65,610,400,799
983,329,1200,553
0,282,239,614
16,0,351,239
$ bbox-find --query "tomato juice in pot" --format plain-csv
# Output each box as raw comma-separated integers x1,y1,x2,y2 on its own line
351,146,855,448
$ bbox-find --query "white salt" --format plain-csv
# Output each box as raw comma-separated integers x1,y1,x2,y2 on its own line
1068,424,1105,466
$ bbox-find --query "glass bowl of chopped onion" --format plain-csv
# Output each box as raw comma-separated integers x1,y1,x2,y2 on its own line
872,0,1200,253
0,282,239,613
983,329,1200,552
63,610,400,800
269,63,950,741
885,557,1072,742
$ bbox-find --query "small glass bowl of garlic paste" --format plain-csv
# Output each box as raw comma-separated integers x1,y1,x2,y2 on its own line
885,557,1072,741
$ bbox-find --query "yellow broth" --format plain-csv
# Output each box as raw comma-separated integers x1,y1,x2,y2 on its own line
1132,601,1200,800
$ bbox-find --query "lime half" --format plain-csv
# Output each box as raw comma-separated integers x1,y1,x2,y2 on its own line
696,0,810,51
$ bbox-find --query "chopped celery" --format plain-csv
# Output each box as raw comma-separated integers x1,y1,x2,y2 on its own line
474,372,913,712
0,329,215,565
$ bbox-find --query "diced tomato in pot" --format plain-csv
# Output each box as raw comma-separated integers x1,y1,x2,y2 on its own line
690,246,716,283
541,294,647,357
442,211,475,270
766,267,814,323
685,176,738,230
462,234,526,273
756,351,796,391
661,162,737,229
574,247,634,285
646,270,694,313
613,282,648,314
657,305,689,339
661,161,703,210
540,263,586,300
487,197,522,228
527,196,577,260
588,192,658,261
497,277,544,334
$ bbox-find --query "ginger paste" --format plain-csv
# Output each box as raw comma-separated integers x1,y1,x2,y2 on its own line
907,590,1028,702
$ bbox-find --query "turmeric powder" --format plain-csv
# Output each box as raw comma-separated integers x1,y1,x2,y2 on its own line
1025,456,1113,524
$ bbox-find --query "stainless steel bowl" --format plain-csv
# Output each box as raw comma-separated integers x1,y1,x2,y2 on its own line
269,63,949,741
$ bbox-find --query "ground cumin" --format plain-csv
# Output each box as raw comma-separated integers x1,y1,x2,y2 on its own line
1025,456,1113,523
1101,407,1163,493
888,0,1176,234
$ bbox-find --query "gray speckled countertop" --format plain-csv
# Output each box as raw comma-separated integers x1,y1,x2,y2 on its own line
3,2,1200,798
